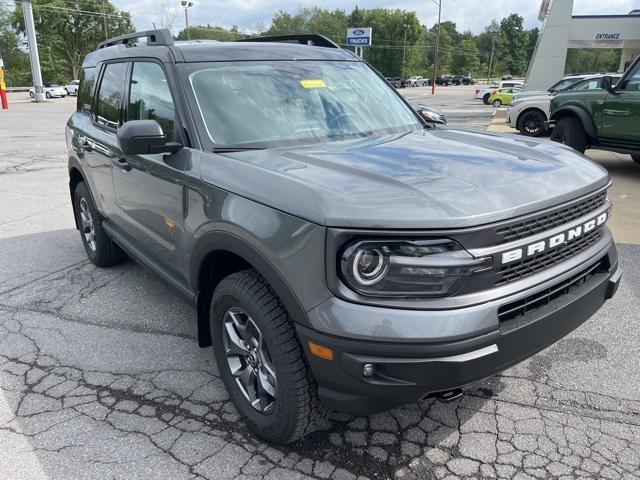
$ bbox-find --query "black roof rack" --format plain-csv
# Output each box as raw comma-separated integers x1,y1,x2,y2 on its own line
236,34,340,49
97,29,174,50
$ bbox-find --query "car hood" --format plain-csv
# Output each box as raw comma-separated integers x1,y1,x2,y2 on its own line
199,128,609,229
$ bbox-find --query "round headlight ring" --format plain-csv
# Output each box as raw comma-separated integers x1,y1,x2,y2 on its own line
352,248,387,285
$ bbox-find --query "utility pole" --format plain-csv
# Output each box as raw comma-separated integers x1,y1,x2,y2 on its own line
431,0,441,95
22,1,45,102
402,24,408,81
101,0,109,41
487,31,497,83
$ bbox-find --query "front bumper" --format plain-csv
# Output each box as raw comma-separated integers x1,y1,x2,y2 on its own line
298,245,620,414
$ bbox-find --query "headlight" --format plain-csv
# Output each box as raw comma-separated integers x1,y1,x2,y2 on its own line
340,239,490,298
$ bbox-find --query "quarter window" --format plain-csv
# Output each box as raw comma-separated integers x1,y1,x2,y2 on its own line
128,62,175,141
96,62,127,129
621,64,640,91
77,67,96,114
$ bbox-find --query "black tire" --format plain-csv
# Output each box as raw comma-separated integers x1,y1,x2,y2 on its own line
29,91,35,98
483,93,490,105
631,152,640,163
211,270,327,444
517,109,547,137
550,116,588,154
492,99,502,108
73,181,127,267
45,91,51,99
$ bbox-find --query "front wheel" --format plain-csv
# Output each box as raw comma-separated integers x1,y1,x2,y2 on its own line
45,91,51,99
483,94,490,105
518,110,547,137
550,116,588,153
492,99,502,108
632,152,640,163
211,270,327,444
29,91,35,98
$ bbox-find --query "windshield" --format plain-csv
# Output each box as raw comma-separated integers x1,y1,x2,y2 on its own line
549,77,582,92
187,61,421,148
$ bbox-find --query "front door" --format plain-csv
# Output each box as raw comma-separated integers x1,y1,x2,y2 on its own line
602,61,640,144
111,60,188,276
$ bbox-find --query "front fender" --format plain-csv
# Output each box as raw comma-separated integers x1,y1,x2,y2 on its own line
550,105,597,139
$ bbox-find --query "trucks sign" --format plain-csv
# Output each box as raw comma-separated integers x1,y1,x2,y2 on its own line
346,28,372,46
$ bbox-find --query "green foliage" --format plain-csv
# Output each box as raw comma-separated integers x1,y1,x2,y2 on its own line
0,4,30,86
11,0,134,84
565,49,622,75
175,24,245,41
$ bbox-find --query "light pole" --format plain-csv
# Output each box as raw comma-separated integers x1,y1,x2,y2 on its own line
431,0,441,95
181,0,194,40
402,24,408,81
487,27,498,83
22,1,45,102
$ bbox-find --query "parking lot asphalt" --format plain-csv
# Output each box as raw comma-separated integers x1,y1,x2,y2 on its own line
1,94,640,480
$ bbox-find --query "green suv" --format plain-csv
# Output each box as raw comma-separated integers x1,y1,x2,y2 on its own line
549,55,640,163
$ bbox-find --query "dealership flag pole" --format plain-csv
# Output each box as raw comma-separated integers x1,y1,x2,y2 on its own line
22,1,45,102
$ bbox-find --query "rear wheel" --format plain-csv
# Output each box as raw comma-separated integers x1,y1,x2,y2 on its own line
632,152,640,163
550,116,588,154
211,270,327,444
517,110,547,137
73,182,127,267
29,91,35,98
492,99,502,108
482,93,490,105
45,91,51,99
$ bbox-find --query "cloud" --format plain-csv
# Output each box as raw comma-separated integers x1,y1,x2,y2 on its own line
112,0,640,35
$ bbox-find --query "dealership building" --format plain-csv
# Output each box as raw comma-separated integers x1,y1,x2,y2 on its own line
525,0,640,91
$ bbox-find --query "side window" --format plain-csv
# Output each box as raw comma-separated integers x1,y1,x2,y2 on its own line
128,62,176,141
77,67,96,114
620,64,640,91
96,62,127,129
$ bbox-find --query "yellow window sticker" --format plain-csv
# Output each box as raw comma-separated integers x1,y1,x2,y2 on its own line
300,79,326,89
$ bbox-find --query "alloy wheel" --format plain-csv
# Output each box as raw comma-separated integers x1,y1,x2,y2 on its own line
79,197,96,252
222,307,277,413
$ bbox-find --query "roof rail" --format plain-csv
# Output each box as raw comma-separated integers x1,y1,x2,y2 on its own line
236,34,340,49
97,29,174,50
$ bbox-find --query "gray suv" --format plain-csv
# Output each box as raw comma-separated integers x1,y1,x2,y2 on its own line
67,30,621,444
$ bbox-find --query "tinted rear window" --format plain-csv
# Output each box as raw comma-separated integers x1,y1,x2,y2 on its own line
77,67,96,114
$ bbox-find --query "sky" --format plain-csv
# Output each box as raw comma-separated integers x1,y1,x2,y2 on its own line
112,0,640,36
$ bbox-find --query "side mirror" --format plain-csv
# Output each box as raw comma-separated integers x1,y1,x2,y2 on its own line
601,75,615,93
417,105,447,124
117,120,183,155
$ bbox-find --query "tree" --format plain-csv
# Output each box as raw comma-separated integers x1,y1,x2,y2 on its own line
451,38,480,75
12,0,134,83
496,14,528,76
154,0,178,31
175,24,245,41
0,4,30,86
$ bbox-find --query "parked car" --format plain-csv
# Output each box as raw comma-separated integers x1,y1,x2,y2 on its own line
549,56,640,162
452,75,475,85
513,73,621,101
475,80,523,104
488,86,522,107
28,83,67,98
435,74,453,85
406,75,428,87
502,75,513,80
68,29,621,444
507,74,623,137
385,76,405,88
65,79,80,95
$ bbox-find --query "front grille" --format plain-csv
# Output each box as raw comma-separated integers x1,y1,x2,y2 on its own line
498,257,606,322
495,191,607,243
495,227,603,286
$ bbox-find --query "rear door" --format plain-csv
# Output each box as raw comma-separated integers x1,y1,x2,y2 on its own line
80,61,128,216
111,60,189,274
601,62,640,143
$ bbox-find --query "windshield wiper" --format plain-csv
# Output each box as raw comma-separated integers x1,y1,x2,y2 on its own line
212,146,267,153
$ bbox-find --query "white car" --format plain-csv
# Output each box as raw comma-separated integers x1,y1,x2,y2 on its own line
65,80,80,96
407,76,428,87
28,84,67,99
475,80,523,104
506,74,622,136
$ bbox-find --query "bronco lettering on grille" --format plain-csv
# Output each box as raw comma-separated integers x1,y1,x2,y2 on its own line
501,212,608,265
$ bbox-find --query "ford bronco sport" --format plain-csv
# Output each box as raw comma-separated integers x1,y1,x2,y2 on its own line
549,55,640,162
67,30,621,444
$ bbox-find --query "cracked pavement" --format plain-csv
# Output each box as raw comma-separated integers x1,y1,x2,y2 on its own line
1,96,640,480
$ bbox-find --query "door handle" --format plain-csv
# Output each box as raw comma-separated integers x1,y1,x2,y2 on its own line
114,157,132,172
